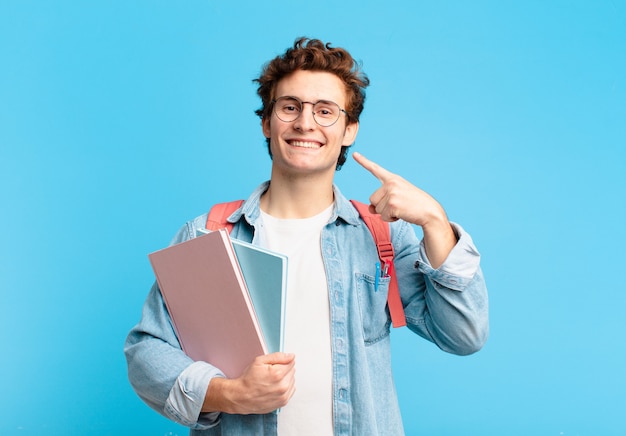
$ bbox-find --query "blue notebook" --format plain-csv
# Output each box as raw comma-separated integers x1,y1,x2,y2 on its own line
231,239,287,354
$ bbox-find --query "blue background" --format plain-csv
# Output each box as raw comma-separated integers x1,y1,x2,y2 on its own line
1,1,624,434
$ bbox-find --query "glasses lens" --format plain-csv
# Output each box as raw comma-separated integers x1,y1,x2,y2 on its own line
274,97,301,122
313,101,341,127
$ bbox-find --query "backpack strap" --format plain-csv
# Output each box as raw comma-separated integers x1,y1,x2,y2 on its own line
350,200,407,328
206,200,244,233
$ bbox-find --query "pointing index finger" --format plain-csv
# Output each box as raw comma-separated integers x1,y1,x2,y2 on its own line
352,152,394,182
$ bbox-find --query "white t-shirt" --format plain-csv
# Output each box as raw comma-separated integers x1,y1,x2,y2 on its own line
255,205,334,436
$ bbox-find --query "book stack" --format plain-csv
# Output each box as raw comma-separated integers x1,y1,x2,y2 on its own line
148,228,287,379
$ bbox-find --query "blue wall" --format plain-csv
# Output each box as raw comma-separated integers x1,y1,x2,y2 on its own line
1,1,624,434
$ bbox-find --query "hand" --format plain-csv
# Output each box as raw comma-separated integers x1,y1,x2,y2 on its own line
203,352,296,415
352,152,446,226
352,152,457,268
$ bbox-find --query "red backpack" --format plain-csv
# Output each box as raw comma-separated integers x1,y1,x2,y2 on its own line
206,200,406,328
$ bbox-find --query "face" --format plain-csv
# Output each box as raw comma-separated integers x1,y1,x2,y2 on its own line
262,70,359,179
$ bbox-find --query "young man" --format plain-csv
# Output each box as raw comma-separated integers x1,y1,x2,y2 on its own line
125,38,489,435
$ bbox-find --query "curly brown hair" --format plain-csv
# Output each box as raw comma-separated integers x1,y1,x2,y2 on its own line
254,37,370,170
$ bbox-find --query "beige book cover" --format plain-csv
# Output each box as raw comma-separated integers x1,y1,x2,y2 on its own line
148,228,267,378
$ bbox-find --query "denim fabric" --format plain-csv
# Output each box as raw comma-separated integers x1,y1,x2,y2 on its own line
125,182,489,435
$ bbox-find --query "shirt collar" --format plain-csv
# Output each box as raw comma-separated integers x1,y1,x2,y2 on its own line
227,181,361,227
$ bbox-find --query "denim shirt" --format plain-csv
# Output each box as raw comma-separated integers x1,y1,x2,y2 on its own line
125,182,489,435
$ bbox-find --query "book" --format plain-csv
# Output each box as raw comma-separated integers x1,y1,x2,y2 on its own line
231,239,287,354
148,228,286,378
195,228,288,354
148,229,264,378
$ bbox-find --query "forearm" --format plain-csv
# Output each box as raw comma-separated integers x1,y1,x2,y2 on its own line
418,194,458,269
421,217,457,270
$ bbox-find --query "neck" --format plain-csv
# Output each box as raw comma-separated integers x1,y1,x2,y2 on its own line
261,171,335,219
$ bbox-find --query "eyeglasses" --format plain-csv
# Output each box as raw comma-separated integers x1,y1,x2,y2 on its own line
271,96,348,127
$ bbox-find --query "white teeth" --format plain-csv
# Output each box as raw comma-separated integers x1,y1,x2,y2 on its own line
291,140,321,148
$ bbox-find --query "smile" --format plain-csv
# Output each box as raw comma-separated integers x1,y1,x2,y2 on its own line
289,140,323,149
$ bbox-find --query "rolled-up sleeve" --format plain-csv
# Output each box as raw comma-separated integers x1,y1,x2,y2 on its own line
417,222,481,284
165,361,224,428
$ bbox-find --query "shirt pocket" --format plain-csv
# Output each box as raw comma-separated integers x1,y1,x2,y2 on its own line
355,272,391,345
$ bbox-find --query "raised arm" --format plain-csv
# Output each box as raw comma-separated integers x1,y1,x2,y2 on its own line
352,152,457,268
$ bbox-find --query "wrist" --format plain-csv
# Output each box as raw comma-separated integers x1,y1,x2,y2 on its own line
421,215,457,270
202,376,237,414
421,209,452,238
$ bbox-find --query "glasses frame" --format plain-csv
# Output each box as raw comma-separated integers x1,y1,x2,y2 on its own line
271,96,348,127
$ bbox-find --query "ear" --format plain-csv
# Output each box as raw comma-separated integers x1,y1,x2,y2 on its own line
262,117,271,138
342,121,359,146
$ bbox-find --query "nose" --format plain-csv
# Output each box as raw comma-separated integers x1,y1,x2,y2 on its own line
293,102,316,131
